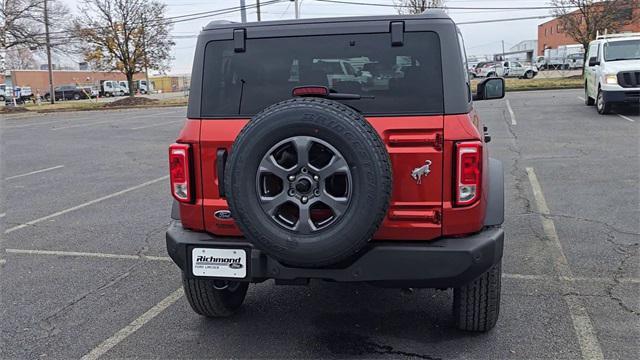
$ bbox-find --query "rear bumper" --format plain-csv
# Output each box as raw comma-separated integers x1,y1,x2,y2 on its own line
166,221,504,288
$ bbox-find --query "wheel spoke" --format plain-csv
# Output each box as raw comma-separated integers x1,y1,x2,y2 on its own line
260,191,288,215
319,191,349,217
292,137,312,167
294,205,316,234
317,155,349,177
258,155,289,180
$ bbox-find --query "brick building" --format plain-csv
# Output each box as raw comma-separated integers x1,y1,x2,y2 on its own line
0,70,144,94
537,0,640,55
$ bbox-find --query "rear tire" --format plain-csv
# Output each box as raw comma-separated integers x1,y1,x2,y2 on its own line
182,274,249,317
453,261,502,332
524,70,534,79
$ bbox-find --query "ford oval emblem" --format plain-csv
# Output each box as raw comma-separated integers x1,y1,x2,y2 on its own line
214,210,232,220
229,263,243,269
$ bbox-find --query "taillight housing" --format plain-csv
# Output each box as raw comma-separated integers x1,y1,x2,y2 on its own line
169,143,192,203
455,141,482,206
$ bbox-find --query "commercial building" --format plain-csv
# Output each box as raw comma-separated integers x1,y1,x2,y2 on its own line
538,0,640,55
0,70,144,94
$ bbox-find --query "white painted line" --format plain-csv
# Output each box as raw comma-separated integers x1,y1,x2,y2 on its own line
5,248,172,261
0,259,6,265
0,213,5,218
616,114,635,122
577,96,585,101
52,111,182,130
502,273,640,284
4,165,64,180
4,175,169,234
526,167,604,360
131,120,182,130
80,287,183,360
2,118,79,129
506,99,517,125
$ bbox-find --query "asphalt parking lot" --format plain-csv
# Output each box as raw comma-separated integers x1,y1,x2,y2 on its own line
1,90,638,359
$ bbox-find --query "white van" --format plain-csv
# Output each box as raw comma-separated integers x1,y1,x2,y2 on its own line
584,32,640,114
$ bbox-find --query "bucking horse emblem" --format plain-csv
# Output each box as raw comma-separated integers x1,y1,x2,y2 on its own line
410,160,432,184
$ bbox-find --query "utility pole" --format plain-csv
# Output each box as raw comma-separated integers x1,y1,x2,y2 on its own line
294,0,300,19
240,0,247,23
256,0,261,21
44,0,55,104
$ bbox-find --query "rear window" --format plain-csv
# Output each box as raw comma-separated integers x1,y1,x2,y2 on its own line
201,32,443,117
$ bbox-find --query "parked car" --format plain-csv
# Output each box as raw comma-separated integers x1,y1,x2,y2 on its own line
2,84,34,103
584,32,640,114
99,80,125,97
118,81,131,95
43,85,91,101
476,61,538,79
565,52,585,69
167,11,506,332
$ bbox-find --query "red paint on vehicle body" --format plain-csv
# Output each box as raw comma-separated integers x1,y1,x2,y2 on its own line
177,111,488,240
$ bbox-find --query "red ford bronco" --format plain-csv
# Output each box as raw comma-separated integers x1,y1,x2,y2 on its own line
167,11,506,332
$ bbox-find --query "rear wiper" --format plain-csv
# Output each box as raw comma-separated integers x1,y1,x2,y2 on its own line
292,86,374,100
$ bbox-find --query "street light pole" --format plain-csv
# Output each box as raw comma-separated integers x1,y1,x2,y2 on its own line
294,0,299,19
44,0,55,104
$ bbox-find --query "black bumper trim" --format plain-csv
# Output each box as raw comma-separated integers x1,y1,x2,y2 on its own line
166,221,504,288
602,90,640,104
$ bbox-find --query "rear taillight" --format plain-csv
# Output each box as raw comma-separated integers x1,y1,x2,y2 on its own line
455,141,482,206
169,143,192,203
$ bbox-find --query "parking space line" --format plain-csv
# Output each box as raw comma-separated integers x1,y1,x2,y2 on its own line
5,248,171,261
577,96,585,101
4,165,64,180
80,287,184,360
506,99,517,125
0,213,5,218
616,114,635,122
4,247,639,285
526,167,604,360
131,120,183,130
51,111,183,131
4,175,169,234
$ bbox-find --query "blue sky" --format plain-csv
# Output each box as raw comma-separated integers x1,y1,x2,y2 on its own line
59,0,557,74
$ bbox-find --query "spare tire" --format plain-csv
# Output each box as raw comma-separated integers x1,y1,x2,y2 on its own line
224,97,392,267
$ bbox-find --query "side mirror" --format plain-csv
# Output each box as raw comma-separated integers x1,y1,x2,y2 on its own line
473,77,505,101
588,57,599,67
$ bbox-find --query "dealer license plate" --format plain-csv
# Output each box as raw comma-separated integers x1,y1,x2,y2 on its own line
192,248,247,278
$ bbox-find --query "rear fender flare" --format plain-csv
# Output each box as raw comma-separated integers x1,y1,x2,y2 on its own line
484,158,504,226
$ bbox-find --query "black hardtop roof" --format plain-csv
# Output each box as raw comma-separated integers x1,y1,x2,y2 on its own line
202,10,452,31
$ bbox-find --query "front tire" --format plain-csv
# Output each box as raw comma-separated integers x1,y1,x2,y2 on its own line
453,261,502,332
182,274,249,317
596,88,611,114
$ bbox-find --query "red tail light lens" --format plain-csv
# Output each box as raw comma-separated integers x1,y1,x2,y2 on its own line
169,143,192,203
455,141,482,206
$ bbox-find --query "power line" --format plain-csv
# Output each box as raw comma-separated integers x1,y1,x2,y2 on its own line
312,0,574,10
458,15,554,25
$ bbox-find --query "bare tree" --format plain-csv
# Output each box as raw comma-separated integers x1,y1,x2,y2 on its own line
394,0,446,15
5,47,36,68
0,0,69,49
73,0,174,97
551,0,638,57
